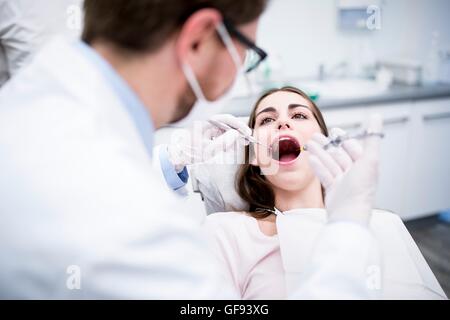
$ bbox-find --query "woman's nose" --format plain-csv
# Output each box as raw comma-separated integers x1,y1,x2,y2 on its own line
278,121,291,130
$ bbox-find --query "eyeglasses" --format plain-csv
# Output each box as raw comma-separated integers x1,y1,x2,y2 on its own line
223,18,268,73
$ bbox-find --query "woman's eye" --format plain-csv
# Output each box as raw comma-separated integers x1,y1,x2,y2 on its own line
260,117,275,125
292,113,308,120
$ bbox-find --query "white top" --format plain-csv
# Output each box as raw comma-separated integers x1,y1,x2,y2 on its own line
204,209,447,300
204,212,285,299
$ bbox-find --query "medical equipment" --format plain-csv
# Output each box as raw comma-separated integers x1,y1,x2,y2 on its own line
208,118,272,150
255,207,284,215
167,115,250,170
323,130,385,150
309,114,384,226
209,119,312,164
270,137,308,162
378,58,422,86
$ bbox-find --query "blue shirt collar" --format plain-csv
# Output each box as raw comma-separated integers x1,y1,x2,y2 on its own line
75,41,155,157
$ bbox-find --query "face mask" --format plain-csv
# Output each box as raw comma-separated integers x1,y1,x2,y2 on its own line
171,22,246,128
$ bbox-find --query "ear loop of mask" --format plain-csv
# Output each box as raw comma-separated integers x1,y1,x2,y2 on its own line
216,22,243,69
182,63,208,102
217,22,254,94
182,21,245,104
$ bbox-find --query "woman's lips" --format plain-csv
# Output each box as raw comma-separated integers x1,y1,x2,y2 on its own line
271,135,301,164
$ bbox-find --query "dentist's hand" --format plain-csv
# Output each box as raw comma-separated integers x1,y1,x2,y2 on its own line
167,114,251,172
306,114,383,226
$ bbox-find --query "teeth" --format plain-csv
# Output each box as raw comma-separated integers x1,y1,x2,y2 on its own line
275,137,299,147
277,137,291,143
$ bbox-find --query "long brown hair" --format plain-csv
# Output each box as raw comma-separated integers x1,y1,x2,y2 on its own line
235,86,329,219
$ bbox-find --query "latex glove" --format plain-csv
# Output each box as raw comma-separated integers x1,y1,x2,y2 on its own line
306,114,383,226
167,114,251,172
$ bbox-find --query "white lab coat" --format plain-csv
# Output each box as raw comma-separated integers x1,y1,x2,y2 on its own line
0,37,225,299
0,0,82,87
0,37,382,299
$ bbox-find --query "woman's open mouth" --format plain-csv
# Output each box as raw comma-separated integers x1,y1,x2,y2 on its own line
271,136,301,164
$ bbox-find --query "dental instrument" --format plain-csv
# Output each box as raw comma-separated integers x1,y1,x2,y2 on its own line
208,119,272,150
323,130,385,150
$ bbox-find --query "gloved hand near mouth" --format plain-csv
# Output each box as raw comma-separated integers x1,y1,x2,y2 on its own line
306,114,384,226
166,114,251,172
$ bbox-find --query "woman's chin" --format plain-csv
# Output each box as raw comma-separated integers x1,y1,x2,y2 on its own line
266,169,313,191
258,156,295,173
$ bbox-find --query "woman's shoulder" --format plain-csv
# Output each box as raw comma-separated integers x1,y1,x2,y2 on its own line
204,211,254,228
205,211,277,238
205,211,268,235
202,212,254,253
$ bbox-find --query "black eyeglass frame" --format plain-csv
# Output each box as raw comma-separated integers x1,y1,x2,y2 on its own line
222,18,268,73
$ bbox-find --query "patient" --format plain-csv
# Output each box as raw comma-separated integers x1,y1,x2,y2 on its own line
203,86,447,300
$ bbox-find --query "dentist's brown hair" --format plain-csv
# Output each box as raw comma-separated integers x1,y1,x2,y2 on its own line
82,0,269,54
236,86,329,219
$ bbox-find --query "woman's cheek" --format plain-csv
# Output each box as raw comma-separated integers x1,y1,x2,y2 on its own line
300,130,322,151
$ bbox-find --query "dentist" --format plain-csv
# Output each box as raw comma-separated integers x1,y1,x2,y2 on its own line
0,0,381,299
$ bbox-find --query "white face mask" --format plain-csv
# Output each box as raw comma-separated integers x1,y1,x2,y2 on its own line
171,22,246,128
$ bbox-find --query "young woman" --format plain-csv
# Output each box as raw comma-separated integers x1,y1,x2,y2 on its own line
203,86,446,300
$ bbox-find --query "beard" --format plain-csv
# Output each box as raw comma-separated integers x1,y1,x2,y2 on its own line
168,82,197,124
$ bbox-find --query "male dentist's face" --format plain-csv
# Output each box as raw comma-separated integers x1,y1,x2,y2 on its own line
171,18,259,124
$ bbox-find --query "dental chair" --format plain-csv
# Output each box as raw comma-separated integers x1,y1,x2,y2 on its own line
189,116,250,215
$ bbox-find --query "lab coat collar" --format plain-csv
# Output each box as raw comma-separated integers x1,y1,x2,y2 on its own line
75,41,155,157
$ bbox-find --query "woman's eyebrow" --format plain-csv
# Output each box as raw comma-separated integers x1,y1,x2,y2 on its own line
288,103,311,111
255,106,278,118
255,104,312,118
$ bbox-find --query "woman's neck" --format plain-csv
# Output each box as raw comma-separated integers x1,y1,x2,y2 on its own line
273,178,325,212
